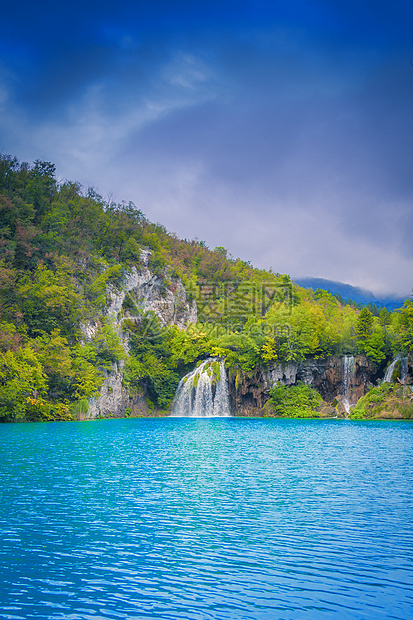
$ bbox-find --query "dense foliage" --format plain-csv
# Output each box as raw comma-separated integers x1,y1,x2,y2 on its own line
265,383,324,418
0,154,411,421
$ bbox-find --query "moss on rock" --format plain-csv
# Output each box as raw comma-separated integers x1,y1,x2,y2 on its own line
351,383,413,419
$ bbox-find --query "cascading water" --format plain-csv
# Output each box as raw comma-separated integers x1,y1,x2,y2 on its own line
401,357,408,384
383,359,398,383
342,355,355,417
171,358,231,417
383,356,409,384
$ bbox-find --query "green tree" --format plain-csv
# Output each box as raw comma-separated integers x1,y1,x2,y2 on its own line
362,327,386,365
356,308,386,364
17,261,84,337
356,307,374,341
24,160,56,222
0,346,47,420
92,322,126,369
397,300,413,352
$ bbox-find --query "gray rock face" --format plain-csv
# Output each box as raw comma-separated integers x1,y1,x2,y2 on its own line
85,361,149,420
262,364,298,389
87,362,128,419
84,257,197,419
229,355,380,416
106,266,197,328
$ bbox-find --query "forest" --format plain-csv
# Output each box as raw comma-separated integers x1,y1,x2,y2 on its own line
0,154,412,421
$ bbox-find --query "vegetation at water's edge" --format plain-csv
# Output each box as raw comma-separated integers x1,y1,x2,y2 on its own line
0,154,412,421
263,383,337,418
351,383,413,420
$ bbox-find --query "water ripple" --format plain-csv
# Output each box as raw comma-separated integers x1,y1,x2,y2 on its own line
0,418,412,619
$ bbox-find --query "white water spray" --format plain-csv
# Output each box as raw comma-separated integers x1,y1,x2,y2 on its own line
171,358,231,417
401,357,409,384
342,355,355,417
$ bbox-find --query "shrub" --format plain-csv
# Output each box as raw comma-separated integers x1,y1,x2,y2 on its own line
267,382,323,418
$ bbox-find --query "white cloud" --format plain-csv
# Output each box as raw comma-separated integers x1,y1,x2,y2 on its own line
162,53,211,89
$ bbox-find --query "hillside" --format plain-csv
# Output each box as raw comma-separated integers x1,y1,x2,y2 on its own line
294,277,407,312
0,154,412,421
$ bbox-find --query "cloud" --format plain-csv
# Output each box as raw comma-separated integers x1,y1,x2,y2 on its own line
1,0,413,296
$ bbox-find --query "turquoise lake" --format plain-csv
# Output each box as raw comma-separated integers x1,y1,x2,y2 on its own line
0,418,412,619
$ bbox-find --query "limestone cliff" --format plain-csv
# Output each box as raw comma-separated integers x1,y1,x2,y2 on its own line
83,255,196,419
228,355,381,417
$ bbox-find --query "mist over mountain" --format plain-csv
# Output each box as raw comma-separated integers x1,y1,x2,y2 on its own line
294,278,408,311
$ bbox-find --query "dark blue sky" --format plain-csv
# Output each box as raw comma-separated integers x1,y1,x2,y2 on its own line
1,0,413,295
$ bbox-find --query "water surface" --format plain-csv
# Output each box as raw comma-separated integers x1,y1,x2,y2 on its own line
0,418,412,619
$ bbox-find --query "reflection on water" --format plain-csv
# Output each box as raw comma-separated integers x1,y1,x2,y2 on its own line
0,418,412,619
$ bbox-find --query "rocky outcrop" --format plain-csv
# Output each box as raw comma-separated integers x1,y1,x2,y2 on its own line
106,265,197,329
85,362,144,419
82,261,196,343
229,355,380,417
83,255,197,419
296,355,378,403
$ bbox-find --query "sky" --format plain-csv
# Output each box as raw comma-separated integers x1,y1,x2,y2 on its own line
1,0,413,297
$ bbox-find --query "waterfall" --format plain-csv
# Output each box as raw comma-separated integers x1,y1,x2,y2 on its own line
401,357,408,384
383,356,409,384
171,358,231,417
383,358,398,383
342,355,355,417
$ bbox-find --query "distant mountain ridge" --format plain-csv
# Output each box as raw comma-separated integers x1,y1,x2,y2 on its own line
294,277,408,311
